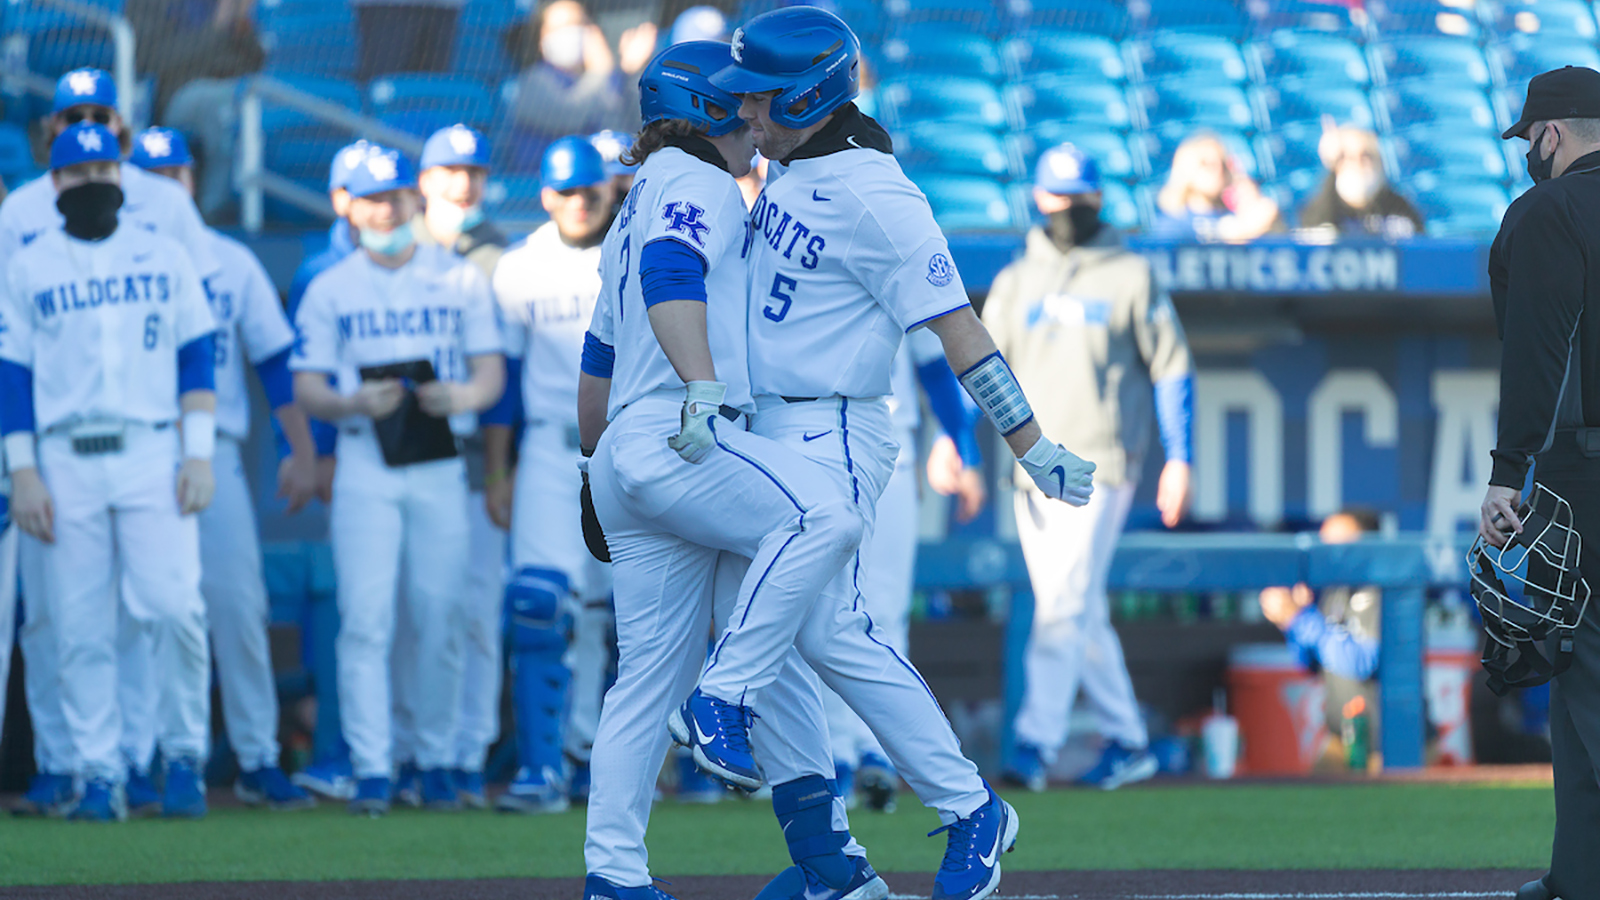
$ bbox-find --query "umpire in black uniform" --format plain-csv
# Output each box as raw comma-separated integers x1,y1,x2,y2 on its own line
1483,66,1600,900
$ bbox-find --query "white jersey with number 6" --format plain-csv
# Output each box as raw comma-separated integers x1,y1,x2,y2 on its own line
201,230,296,440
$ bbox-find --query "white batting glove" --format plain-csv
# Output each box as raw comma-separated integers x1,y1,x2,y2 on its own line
1018,435,1095,507
668,381,726,464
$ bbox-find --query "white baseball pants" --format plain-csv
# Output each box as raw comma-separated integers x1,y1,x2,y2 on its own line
330,435,469,779
18,533,74,775
39,426,210,782
1011,482,1146,761
454,489,507,773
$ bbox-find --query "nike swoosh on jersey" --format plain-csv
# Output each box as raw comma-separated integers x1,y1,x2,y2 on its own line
978,807,1005,868
803,430,832,442
812,190,831,202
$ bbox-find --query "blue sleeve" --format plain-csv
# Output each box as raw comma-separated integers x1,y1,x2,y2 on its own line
916,358,982,466
0,360,36,435
581,332,615,379
639,238,708,308
1284,604,1380,681
1154,373,1194,464
481,357,523,427
177,334,217,394
254,348,296,411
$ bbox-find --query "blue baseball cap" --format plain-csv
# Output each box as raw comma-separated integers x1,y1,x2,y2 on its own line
53,68,117,114
541,136,607,191
345,145,417,198
420,124,492,171
329,140,375,192
129,127,193,170
1034,143,1102,195
669,5,728,44
589,130,636,177
51,123,122,170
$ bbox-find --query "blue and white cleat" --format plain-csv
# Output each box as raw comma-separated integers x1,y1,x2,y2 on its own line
125,767,162,818
1000,742,1047,793
13,772,76,818
582,873,679,900
395,761,423,808
856,752,897,813
236,766,317,811
162,756,207,819
68,778,126,822
292,757,355,800
667,688,764,792
453,769,488,809
349,776,392,817
420,768,460,811
753,856,889,900
1076,742,1159,791
929,785,1018,900
497,765,570,814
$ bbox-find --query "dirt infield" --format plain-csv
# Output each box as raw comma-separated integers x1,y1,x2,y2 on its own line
0,869,1544,900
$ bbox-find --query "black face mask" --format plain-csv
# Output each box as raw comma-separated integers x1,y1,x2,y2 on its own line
1527,128,1556,184
1046,204,1103,252
56,182,123,241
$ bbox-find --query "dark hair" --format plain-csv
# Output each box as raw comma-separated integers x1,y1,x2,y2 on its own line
1335,506,1383,534
621,118,705,167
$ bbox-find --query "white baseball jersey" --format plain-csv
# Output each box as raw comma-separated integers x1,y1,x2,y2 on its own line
202,230,295,440
0,227,214,431
0,163,220,280
589,146,753,420
745,151,969,399
290,242,502,437
494,222,601,426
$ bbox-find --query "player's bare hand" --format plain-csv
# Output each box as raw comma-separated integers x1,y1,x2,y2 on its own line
1019,437,1095,506
485,471,515,531
416,381,468,418
1157,460,1192,529
354,379,406,420
277,452,319,514
315,455,336,503
11,467,55,544
178,458,216,515
668,381,726,464
618,22,658,75
926,436,988,522
1258,584,1313,629
1480,485,1524,549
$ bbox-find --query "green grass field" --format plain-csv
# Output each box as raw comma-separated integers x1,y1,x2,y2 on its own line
0,782,1555,886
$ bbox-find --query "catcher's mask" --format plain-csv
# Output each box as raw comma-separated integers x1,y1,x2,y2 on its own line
1467,482,1591,695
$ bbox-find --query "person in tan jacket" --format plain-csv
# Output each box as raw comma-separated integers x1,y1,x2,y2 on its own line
989,143,1195,791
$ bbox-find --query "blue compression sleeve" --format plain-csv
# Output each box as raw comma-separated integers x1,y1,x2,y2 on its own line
639,238,708,308
1154,373,1194,464
254,348,296,411
482,357,523,427
177,334,217,394
581,332,615,379
0,360,36,435
1284,605,1380,681
917,358,983,466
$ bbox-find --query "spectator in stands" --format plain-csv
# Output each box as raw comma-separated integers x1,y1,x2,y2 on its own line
127,0,265,221
352,0,465,82
1152,132,1282,242
507,1,654,147
1299,125,1425,239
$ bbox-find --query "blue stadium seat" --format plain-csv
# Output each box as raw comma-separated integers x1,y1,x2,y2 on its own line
454,24,516,81
914,175,1019,231
1375,84,1503,132
896,125,1017,179
1371,37,1495,86
19,22,115,79
1004,0,1128,36
1001,30,1125,81
261,13,358,77
1140,128,1261,180
1128,33,1251,84
1367,1,1483,39
1247,31,1370,85
1132,0,1249,37
266,135,352,182
1134,82,1257,133
1098,180,1143,230
1386,127,1510,182
369,75,496,129
1493,34,1600,84
460,0,523,28
1017,125,1142,181
260,76,363,135
878,25,1003,81
1256,83,1376,130
1255,121,1328,181
1489,0,1599,39
879,77,1009,129
886,0,1002,34
1005,77,1133,130
0,123,36,188
1247,0,1366,38
1410,178,1512,236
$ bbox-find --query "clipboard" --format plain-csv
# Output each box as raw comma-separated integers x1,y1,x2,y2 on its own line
358,359,459,467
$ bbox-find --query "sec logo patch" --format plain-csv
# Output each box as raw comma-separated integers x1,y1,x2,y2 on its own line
927,252,955,287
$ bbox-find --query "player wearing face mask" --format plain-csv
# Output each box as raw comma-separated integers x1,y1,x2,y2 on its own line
1299,125,1425,238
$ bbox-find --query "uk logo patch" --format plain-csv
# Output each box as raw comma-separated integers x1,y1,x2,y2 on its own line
448,127,477,155
731,28,745,63
365,153,398,182
67,70,99,96
927,252,955,287
662,201,710,246
140,131,173,159
76,129,104,152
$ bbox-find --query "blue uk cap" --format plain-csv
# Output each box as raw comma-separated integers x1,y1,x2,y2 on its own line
53,68,117,114
1035,142,1102,195
329,140,375,191
129,127,193,170
541,136,607,191
420,124,492,171
51,123,122,170
344,145,417,198
590,129,636,177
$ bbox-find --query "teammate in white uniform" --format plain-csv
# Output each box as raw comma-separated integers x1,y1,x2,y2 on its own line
291,146,505,817
483,136,615,813
4,68,220,818
129,127,320,810
0,124,218,822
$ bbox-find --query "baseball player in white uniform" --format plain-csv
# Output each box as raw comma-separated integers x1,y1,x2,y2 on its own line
483,135,615,814
0,124,218,822
2,69,220,819
291,145,505,817
129,127,320,809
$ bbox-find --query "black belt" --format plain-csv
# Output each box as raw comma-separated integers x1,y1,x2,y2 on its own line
781,395,823,404
719,404,743,423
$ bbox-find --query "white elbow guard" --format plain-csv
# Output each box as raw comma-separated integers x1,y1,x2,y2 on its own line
182,410,216,460
958,352,1034,436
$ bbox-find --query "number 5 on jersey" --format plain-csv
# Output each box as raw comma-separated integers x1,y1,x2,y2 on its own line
764,274,797,323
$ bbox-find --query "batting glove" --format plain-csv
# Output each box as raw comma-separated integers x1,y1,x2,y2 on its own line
1019,435,1096,507
668,381,726,464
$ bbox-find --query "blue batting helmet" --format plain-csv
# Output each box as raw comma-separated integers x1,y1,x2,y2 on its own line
130,127,193,170
1035,143,1101,195
638,41,746,138
541,135,608,191
710,6,861,130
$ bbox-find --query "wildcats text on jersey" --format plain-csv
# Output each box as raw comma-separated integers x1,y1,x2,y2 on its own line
744,192,825,270
335,306,466,343
32,272,173,318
